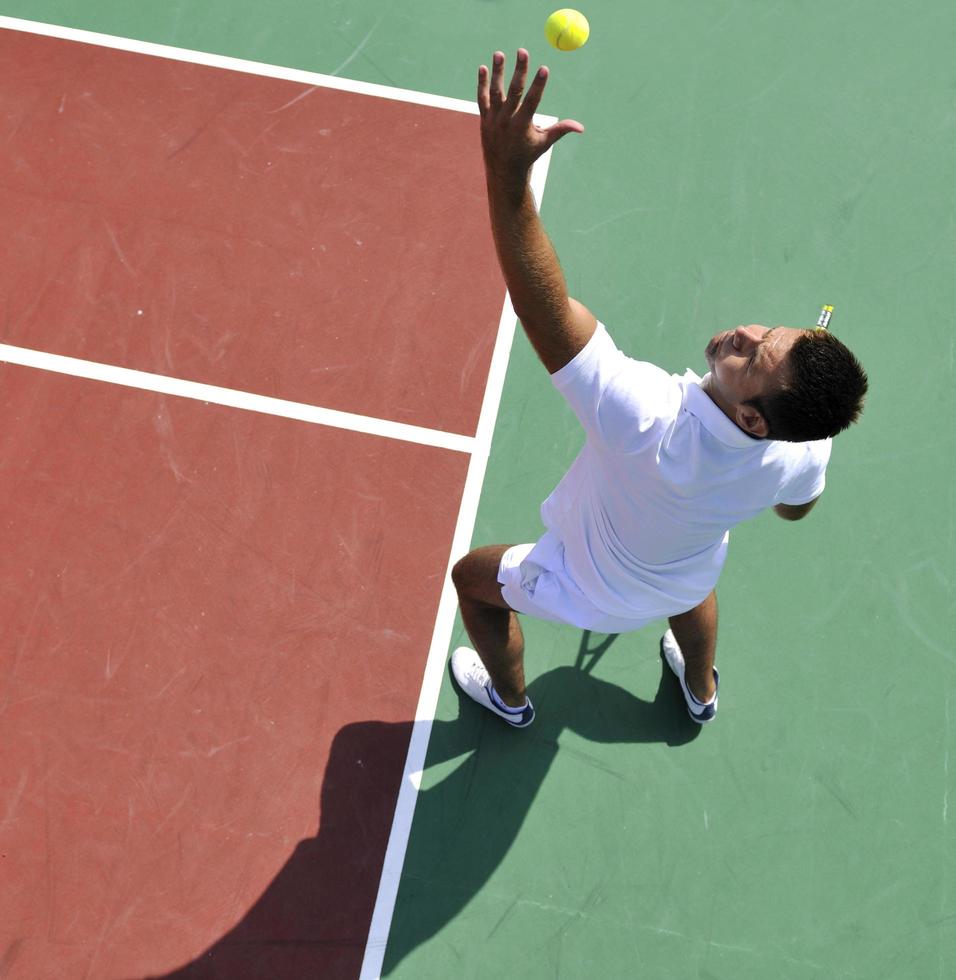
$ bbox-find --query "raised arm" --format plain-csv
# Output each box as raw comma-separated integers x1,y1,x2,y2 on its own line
478,49,596,374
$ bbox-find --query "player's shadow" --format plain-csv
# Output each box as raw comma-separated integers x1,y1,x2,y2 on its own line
150,632,698,979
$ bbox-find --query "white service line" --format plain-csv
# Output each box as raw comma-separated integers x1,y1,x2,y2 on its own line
0,344,476,455
358,147,556,980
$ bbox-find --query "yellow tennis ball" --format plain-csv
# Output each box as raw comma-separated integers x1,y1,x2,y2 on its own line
544,9,590,51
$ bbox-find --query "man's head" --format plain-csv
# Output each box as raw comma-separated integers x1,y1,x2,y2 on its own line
703,324,868,442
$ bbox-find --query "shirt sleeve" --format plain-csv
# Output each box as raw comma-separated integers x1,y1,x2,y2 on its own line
775,439,832,505
550,322,682,453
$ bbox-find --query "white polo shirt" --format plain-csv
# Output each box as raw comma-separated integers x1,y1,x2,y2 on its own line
543,323,831,619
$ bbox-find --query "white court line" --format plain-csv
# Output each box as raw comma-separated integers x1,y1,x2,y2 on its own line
0,14,476,113
358,150,556,980
0,345,476,455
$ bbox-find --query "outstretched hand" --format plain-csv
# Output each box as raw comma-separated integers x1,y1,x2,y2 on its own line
477,48,584,183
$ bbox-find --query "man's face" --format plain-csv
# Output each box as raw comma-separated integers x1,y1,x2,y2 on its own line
703,324,808,434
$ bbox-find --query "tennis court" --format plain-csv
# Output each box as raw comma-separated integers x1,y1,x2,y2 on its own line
1,4,953,978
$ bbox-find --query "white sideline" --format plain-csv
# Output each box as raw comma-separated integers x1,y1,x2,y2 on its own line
358,149,556,979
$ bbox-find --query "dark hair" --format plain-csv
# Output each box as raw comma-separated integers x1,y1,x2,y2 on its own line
746,330,868,442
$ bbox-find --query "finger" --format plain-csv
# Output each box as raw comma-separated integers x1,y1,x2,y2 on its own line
488,50,506,107
477,64,490,115
504,48,530,110
541,119,586,152
517,65,549,119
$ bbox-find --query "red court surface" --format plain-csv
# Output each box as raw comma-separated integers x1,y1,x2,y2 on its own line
0,25,501,980
0,365,468,978
0,28,504,437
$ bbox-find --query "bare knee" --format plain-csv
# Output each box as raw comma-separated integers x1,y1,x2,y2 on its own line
451,552,476,595
452,545,512,609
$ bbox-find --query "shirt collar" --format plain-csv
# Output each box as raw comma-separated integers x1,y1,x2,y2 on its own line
680,370,762,449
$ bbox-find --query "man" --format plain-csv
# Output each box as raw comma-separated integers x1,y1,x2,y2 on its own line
451,50,868,727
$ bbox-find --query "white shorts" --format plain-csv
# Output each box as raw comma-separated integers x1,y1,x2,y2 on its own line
497,530,655,635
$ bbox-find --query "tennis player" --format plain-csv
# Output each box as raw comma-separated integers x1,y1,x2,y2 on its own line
451,50,868,727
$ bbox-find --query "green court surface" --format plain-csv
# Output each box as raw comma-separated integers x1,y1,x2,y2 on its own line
5,1,954,977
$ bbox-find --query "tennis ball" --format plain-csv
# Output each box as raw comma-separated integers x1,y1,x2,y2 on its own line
544,9,590,51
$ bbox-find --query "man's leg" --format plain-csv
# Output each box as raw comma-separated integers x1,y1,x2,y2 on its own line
667,590,718,703
451,545,526,707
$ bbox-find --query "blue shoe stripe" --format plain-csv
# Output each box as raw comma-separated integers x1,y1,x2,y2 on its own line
485,682,535,727
688,701,716,722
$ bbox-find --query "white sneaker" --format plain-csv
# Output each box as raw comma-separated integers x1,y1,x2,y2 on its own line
450,647,535,728
660,630,719,724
